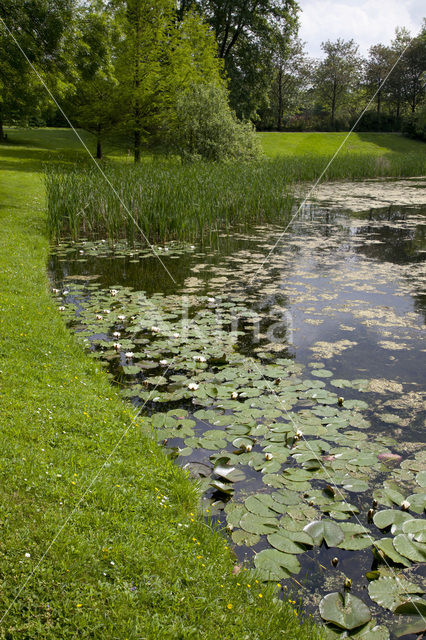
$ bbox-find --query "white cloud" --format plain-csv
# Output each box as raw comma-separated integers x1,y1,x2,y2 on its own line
299,0,424,57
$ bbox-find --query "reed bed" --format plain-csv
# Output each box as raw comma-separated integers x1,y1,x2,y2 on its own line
46,151,425,243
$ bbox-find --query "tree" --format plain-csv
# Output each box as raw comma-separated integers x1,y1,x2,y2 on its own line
261,33,312,130
68,4,120,159
314,39,361,127
177,0,300,120
365,44,394,120
0,0,75,137
115,0,225,161
401,28,426,113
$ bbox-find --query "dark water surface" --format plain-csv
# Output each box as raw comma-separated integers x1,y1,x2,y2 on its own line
50,200,426,638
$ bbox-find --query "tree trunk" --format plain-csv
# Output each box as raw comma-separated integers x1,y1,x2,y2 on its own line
331,79,337,128
0,115,5,141
96,123,102,160
277,68,283,132
134,127,141,163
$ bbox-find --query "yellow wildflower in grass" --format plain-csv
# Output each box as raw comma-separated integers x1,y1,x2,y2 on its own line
227,604,233,610
258,593,263,598
76,604,83,608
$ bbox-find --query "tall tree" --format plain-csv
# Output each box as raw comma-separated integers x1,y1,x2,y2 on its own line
69,4,120,159
177,0,300,119
314,38,361,127
0,0,75,136
365,44,394,120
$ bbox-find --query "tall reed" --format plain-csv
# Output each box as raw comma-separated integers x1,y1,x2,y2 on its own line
46,151,425,243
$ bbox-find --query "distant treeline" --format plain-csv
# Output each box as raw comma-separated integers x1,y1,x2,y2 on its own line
1,1,425,160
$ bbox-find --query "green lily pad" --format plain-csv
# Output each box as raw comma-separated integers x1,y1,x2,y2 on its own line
231,529,260,546
319,592,371,630
373,510,413,532
267,531,307,554
402,519,426,542
392,615,426,638
393,534,426,563
368,576,424,610
254,548,301,580
373,538,411,566
303,520,344,547
393,598,426,616
245,494,281,518
239,512,278,535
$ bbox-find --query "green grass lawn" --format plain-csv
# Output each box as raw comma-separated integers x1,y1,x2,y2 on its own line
259,131,426,158
0,130,323,637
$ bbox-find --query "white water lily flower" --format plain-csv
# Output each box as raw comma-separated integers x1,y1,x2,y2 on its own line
125,352,134,359
52,288,60,294
113,331,121,338
265,453,273,461
118,315,126,321
188,382,199,391
172,333,180,338
151,326,160,333
190,245,195,249
159,359,168,365
96,314,102,320
207,297,215,303
58,306,65,311
113,343,121,350
110,289,118,296
103,309,110,314
25,552,31,558
63,290,69,295
231,391,238,399
193,355,206,362
296,429,303,438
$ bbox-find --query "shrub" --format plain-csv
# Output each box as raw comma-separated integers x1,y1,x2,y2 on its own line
403,104,426,141
166,83,262,162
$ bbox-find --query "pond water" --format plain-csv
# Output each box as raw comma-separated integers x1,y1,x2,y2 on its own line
50,180,426,639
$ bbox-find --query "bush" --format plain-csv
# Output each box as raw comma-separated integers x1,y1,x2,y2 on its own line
402,104,426,141
166,83,262,162
354,110,402,132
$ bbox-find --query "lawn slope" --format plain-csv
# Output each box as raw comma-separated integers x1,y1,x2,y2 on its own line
259,131,426,158
0,131,322,637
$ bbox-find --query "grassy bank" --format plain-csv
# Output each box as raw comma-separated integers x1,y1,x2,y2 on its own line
259,131,426,158
0,135,323,636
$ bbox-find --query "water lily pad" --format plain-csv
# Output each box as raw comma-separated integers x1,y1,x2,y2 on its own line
319,592,371,630
254,548,301,580
231,529,260,546
303,520,344,547
368,576,424,611
239,512,278,535
245,494,281,517
392,615,426,638
373,510,413,532
393,534,426,563
267,530,309,554
373,539,411,567
402,518,426,542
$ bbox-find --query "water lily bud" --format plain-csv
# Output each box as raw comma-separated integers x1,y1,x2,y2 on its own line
401,500,410,511
113,342,121,351
372,499,378,509
265,453,273,461
245,444,253,452
367,508,374,522
332,557,339,567
338,397,344,405
231,392,238,399
274,378,281,385
344,578,352,590
226,524,234,533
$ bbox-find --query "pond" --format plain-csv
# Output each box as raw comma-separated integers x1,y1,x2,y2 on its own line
50,178,426,640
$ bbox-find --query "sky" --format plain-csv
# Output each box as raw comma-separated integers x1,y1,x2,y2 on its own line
298,0,425,57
